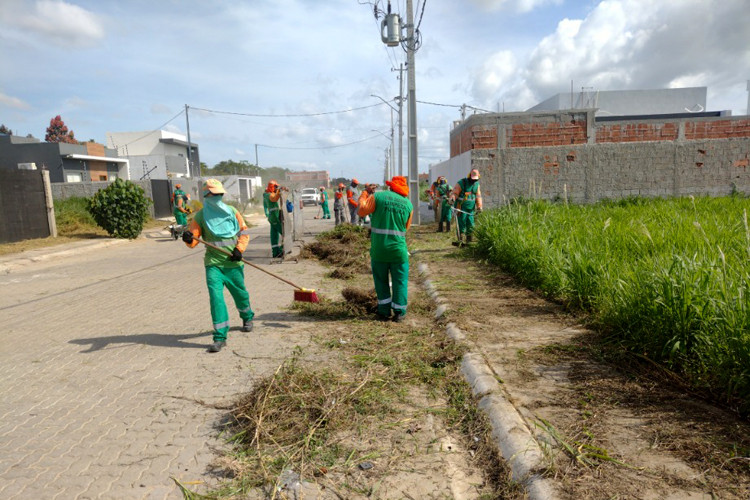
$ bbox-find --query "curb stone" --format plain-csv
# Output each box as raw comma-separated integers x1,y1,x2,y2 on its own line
0,238,127,275
415,261,559,500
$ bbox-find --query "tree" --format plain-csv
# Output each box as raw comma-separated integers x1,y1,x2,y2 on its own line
45,115,77,144
0,124,12,135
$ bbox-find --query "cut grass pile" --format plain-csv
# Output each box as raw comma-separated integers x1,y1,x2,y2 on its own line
474,195,750,413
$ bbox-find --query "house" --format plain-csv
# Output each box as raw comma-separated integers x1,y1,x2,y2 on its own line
106,130,199,181
0,134,129,182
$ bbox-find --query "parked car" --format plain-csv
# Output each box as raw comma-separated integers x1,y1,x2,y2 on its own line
300,187,319,206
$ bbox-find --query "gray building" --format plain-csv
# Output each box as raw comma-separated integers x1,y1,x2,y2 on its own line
106,130,200,180
0,134,129,183
527,87,714,117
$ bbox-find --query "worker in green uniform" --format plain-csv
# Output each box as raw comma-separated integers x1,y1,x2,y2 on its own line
358,176,413,322
319,185,331,219
181,179,254,353
263,180,285,258
172,183,190,226
450,168,483,244
435,176,452,233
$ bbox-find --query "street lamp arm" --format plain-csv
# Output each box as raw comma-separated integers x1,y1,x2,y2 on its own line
370,94,399,113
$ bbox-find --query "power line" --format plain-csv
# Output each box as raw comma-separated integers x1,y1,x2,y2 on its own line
258,133,383,150
416,100,493,113
108,108,185,149
190,102,385,118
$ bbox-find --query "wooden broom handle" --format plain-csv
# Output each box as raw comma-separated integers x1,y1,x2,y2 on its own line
194,237,303,291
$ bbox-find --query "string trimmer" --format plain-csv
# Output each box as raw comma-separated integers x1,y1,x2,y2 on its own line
194,237,319,303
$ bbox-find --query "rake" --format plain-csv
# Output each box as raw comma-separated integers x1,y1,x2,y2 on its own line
195,237,319,303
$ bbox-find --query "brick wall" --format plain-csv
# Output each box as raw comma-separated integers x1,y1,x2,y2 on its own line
508,121,587,147
596,122,678,143
685,120,750,140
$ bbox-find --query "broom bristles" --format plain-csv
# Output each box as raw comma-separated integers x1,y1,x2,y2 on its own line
294,289,319,303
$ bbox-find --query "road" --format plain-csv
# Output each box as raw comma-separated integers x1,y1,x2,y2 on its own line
0,209,334,499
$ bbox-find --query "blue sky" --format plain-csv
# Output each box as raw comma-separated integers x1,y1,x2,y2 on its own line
2,0,749,183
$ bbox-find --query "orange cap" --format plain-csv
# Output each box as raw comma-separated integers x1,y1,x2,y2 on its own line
319,186,325,190
266,180,279,193
385,176,409,197
175,183,182,189
351,178,359,185
338,183,345,189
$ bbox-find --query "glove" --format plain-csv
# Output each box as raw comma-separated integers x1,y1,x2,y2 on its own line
230,248,243,261
182,230,194,244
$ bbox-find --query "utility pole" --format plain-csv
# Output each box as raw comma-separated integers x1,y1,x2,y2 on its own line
395,63,405,177
185,104,193,178
405,0,419,224
255,144,259,170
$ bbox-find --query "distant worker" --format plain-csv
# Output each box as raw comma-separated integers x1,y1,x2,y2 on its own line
263,180,285,258
435,176,452,232
172,183,190,226
358,177,413,322
334,183,347,226
346,178,360,225
450,168,483,244
319,185,331,219
181,179,254,353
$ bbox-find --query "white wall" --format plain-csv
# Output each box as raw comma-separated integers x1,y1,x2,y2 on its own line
429,150,472,187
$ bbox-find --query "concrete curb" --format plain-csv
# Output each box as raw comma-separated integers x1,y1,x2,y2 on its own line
416,261,559,500
0,238,129,275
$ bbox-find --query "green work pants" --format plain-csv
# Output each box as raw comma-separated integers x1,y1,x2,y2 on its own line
457,209,475,236
206,265,254,342
438,201,451,224
270,221,283,257
174,209,187,226
371,259,409,318
321,201,330,219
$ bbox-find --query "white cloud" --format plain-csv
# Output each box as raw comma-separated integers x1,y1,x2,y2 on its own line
481,0,750,113
471,50,518,103
470,0,562,13
3,0,104,47
0,91,30,109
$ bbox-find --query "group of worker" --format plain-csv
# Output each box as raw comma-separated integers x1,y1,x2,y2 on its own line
426,168,483,244
172,169,481,352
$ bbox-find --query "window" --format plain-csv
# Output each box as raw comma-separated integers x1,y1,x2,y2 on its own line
99,175,108,181
66,173,82,182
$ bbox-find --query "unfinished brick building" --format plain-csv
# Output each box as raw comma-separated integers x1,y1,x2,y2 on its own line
433,109,750,206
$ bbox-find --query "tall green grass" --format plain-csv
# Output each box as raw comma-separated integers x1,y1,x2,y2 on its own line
54,197,100,234
475,196,750,412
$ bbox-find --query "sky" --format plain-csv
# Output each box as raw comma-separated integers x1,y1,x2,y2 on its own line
1,0,749,184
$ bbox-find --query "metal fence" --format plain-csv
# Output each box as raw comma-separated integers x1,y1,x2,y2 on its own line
0,169,56,243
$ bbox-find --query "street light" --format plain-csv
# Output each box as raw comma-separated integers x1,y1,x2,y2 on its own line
371,94,403,177
371,129,394,182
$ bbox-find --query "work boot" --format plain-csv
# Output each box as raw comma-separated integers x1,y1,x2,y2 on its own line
208,341,226,353
451,234,464,247
242,319,254,332
392,313,405,323
376,313,391,322
446,221,451,232
437,222,443,232
466,234,473,243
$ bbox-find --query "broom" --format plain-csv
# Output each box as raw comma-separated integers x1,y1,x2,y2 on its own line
194,237,319,303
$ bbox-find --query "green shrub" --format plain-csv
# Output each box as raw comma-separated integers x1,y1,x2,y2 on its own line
86,179,151,239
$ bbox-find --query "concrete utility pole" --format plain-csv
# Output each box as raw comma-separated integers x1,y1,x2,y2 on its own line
185,104,193,178
405,0,420,224
396,63,405,177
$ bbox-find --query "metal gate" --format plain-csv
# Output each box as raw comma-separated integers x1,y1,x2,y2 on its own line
0,169,51,243
150,179,172,218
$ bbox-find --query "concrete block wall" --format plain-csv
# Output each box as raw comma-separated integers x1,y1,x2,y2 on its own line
442,111,750,205
476,138,750,205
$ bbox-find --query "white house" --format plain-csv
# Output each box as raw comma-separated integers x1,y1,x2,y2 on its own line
106,130,200,181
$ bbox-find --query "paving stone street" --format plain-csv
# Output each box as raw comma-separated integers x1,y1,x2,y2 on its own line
0,211,333,499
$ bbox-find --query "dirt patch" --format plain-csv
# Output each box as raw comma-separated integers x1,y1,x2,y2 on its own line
409,224,750,499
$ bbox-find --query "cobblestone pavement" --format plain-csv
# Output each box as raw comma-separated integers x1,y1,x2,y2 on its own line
0,211,334,499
